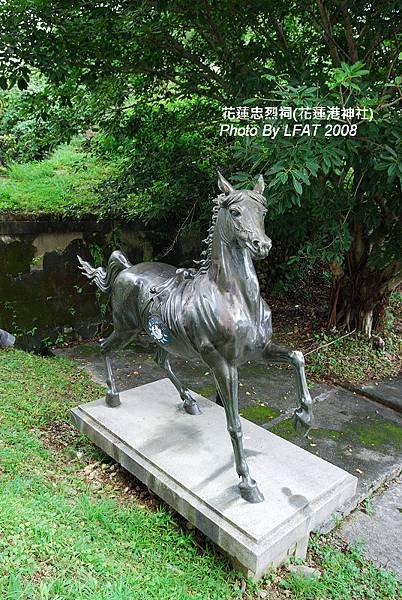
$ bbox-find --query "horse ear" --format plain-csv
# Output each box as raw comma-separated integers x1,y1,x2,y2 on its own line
254,174,265,194
217,171,235,195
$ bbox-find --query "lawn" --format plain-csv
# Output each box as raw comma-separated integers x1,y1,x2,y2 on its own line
0,349,400,599
0,139,115,218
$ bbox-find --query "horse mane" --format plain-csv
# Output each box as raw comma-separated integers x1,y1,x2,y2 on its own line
194,189,266,274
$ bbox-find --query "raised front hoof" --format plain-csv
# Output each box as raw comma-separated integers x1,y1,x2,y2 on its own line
239,478,264,503
292,409,314,437
184,401,202,415
105,392,121,407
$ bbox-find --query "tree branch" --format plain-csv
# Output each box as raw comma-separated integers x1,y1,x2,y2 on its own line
339,1,358,62
316,0,341,66
163,32,228,92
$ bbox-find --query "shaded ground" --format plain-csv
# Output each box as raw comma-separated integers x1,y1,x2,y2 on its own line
262,281,402,384
342,378,402,413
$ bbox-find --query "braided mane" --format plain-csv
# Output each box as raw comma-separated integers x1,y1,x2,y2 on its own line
194,189,266,274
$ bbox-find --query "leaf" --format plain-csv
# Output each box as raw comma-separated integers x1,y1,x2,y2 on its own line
17,78,28,91
298,168,310,185
306,161,319,177
267,162,284,175
292,176,302,195
384,145,397,158
387,164,397,179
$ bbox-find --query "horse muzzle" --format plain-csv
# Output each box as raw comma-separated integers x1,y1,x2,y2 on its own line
248,238,272,259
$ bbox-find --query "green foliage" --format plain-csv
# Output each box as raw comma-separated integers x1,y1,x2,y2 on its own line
94,97,229,225
0,138,116,216
303,331,401,383
234,68,401,273
0,72,92,164
0,0,401,330
328,61,370,90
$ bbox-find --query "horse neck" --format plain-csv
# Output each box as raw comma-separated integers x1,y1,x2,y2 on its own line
208,229,260,311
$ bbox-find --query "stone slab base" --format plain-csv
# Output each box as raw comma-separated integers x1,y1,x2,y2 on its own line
71,379,357,579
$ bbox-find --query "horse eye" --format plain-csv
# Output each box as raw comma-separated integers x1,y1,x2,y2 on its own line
229,208,241,217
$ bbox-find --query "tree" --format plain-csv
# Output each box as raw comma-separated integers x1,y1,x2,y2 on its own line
0,0,401,335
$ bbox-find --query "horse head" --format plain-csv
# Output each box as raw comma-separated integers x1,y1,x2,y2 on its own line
216,172,272,260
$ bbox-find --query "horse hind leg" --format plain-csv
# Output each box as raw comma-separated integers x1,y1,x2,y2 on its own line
100,329,137,407
154,347,201,415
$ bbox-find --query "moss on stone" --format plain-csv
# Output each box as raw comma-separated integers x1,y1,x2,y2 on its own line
346,420,402,449
240,363,267,377
240,403,280,425
270,418,297,441
195,384,216,398
78,344,99,357
311,428,344,441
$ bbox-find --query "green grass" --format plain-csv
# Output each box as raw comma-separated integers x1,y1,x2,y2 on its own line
0,139,115,217
277,329,402,384
305,331,401,382
265,535,400,599
0,350,240,599
276,293,402,384
0,349,400,599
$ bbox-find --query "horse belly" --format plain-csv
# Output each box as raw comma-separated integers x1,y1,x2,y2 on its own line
111,262,176,331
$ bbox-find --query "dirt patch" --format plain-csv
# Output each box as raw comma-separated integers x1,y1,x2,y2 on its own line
78,459,160,509
34,420,158,509
34,421,80,451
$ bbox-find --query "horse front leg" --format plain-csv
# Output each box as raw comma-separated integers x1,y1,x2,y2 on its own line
213,362,264,503
263,341,314,435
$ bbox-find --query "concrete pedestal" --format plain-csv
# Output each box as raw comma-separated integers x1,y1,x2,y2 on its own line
71,379,357,579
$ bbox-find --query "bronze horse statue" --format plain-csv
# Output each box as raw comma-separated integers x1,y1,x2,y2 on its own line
78,173,314,503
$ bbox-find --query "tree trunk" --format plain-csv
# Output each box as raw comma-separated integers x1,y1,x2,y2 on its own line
328,265,401,337
328,217,402,337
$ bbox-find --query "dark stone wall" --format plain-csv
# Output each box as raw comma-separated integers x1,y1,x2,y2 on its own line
0,217,200,350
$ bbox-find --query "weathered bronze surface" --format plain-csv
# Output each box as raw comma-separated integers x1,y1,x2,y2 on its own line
78,173,314,503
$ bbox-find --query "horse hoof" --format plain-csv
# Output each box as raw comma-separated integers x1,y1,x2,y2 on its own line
105,392,121,407
184,401,202,415
292,409,314,437
239,478,264,503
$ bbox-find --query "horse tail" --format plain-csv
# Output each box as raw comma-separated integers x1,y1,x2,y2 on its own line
77,250,132,294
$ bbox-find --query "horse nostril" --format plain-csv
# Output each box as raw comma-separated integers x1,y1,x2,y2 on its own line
251,239,271,255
